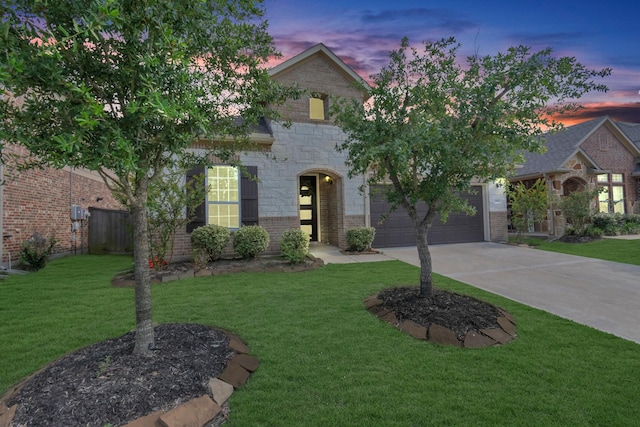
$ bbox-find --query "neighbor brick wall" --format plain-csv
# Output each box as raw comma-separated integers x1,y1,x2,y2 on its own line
2,144,124,264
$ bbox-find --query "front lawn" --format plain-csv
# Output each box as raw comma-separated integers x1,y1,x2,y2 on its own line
511,236,640,266
2,255,639,426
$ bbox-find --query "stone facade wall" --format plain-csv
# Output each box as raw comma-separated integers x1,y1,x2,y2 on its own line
1,144,124,264
180,120,369,257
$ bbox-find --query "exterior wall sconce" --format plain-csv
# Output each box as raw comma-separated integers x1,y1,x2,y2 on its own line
324,176,333,185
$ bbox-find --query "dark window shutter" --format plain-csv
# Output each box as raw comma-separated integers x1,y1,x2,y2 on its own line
241,166,258,226
186,166,206,233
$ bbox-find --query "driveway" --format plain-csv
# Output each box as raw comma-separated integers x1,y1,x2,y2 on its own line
382,242,640,344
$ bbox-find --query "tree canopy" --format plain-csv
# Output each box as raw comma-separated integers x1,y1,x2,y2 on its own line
330,37,610,297
1,0,299,355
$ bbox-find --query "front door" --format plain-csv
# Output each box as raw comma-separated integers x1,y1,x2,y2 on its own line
299,176,318,241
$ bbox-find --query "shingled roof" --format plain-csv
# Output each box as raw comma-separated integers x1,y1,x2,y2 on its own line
514,116,640,179
617,121,640,149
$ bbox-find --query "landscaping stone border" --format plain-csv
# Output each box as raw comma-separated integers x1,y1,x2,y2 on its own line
364,295,517,348
0,331,259,427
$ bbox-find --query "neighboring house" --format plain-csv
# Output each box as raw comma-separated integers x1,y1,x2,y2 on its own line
1,143,124,267
510,116,640,236
170,43,508,257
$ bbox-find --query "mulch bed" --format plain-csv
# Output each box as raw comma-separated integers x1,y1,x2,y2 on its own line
377,287,503,340
558,235,602,243
5,324,233,427
112,255,322,286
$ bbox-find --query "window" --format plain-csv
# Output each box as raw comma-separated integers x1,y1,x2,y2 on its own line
207,166,240,228
597,173,625,214
309,92,327,120
598,134,611,151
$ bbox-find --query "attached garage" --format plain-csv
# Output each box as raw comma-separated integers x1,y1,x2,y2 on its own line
370,186,485,247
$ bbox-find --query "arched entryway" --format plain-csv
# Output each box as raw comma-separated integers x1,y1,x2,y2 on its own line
298,170,342,245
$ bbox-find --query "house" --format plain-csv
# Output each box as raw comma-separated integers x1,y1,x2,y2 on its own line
1,143,124,266
170,43,508,257
509,116,640,236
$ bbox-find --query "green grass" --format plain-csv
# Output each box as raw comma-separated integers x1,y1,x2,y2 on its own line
2,255,640,426
511,236,640,266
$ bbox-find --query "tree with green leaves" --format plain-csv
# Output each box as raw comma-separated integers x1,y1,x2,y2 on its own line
0,0,299,356
558,188,601,236
507,178,549,242
331,37,609,298
146,158,208,270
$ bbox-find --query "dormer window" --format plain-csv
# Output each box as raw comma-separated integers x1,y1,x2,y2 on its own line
309,92,327,120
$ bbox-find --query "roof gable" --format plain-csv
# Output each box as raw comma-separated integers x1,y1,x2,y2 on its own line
515,116,640,179
269,43,370,101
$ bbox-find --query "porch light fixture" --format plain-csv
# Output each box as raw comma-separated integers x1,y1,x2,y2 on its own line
324,176,333,185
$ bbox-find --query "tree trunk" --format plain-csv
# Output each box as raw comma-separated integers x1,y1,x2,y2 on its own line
131,192,154,357
416,220,434,299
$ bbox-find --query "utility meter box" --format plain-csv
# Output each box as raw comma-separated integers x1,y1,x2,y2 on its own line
71,205,83,220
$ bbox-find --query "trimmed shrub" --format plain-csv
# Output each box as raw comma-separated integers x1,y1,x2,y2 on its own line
592,213,640,235
190,224,230,262
233,225,270,258
346,227,376,252
591,212,617,235
623,221,640,234
625,214,640,225
558,189,599,236
20,232,58,271
280,228,309,264
584,225,603,238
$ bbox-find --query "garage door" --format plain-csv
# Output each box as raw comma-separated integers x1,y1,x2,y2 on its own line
370,186,485,247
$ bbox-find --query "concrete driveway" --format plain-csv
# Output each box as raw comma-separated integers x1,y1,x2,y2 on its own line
311,241,640,343
382,242,640,344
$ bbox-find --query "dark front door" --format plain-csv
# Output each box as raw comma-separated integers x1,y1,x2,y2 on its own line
299,176,318,241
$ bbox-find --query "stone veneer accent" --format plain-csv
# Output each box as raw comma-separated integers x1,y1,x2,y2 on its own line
363,295,517,348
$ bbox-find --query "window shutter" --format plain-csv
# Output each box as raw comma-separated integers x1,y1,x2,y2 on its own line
186,166,206,233
241,166,258,226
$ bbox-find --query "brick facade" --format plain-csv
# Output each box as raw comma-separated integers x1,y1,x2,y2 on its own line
1,144,124,265
269,53,366,126
510,118,640,236
489,211,509,242
580,126,639,214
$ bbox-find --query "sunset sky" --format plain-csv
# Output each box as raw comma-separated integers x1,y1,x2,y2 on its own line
263,0,640,125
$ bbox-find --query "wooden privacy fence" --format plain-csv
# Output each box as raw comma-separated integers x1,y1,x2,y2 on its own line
88,207,133,254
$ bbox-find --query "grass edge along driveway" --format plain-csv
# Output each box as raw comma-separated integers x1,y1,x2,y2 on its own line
515,237,640,266
1,255,639,426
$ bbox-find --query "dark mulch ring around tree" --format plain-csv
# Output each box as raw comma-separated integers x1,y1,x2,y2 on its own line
3,324,235,427
369,286,517,348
